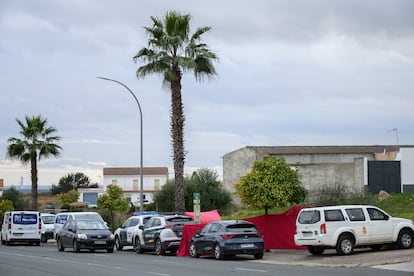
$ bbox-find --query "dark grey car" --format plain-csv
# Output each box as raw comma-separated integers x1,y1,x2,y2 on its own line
189,220,264,260
56,219,115,253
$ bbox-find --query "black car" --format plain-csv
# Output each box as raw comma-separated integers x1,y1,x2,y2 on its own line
189,220,264,260
56,219,115,253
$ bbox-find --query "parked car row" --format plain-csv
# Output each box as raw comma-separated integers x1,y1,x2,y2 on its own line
2,205,413,259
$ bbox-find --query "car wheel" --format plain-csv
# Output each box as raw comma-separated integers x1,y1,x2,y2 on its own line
107,247,114,253
57,238,65,251
254,251,264,259
41,235,47,243
189,241,199,258
396,229,413,249
115,236,123,251
155,239,165,256
214,243,224,260
134,236,144,254
308,246,325,255
336,234,354,255
73,240,80,253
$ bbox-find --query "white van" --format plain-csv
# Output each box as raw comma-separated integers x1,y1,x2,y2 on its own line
53,212,106,239
1,211,41,246
40,213,56,243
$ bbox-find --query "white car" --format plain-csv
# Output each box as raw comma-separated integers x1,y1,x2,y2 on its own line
114,214,154,251
40,213,56,243
294,205,414,255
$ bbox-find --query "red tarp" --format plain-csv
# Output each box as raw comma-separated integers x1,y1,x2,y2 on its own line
177,206,306,256
176,224,205,256
244,205,306,250
185,209,222,224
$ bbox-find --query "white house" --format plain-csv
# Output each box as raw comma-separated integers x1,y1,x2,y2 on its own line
102,167,169,206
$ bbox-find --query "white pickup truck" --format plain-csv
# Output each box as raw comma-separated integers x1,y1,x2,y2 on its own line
294,205,414,255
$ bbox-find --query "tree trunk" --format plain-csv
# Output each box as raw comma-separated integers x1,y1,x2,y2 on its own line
171,72,186,213
31,152,38,210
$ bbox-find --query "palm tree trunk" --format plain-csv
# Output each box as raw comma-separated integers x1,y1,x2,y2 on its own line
171,73,186,213
31,152,38,210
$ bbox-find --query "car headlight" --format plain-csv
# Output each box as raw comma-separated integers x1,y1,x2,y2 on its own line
110,234,115,240
77,233,88,240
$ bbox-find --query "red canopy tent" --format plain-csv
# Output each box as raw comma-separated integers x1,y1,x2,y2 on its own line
244,206,306,250
177,206,306,256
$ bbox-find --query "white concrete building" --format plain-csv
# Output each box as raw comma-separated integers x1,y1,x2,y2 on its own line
102,167,169,206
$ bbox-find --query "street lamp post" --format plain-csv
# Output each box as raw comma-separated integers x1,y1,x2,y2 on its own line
97,77,144,213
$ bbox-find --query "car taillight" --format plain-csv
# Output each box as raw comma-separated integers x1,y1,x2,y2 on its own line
39,217,42,230
221,234,237,240
320,223,326,234
8,217,11,230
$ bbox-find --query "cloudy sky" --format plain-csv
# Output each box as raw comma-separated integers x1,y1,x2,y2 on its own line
1,0,413,185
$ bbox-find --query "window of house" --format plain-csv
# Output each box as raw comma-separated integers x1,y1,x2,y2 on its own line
154,179,160,190
133,179,139,190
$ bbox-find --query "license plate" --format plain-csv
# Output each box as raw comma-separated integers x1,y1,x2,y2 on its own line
241,243,254,248
94,240,107,244
302,232,313,237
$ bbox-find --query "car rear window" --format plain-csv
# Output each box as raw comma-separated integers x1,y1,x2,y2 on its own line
298,210,321,224
226,224,258,233
166,217,193,223
324,210,345,222
13,213,38,225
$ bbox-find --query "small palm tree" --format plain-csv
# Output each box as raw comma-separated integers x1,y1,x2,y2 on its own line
7,115,62,210
133,11,218,213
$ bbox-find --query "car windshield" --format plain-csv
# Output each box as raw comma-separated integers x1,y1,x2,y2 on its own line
226,224,258,233
73,213,102,222
76,220,107,230
42,216,55,224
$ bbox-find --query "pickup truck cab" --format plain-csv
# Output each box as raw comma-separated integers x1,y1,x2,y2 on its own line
294,205,414,255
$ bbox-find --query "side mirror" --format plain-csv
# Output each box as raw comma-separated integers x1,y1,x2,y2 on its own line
195,231,202,237
68,228,74,232
139,225,144,230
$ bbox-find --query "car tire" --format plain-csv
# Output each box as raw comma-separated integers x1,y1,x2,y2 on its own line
396,229,413,249
57,238,65,251
189,241,199,258
254,251,264,259
214,243,224,260
73,240,80,253
134,236,144,254
107,247,114,253
41,235,47,243
336,234,354,255
115,236,123,251
308,246,325,255
155,239,164,256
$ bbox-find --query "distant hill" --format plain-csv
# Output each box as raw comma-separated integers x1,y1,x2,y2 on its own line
4,185,52,194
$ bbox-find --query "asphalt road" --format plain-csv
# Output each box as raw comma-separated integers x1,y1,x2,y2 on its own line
0,243,412,276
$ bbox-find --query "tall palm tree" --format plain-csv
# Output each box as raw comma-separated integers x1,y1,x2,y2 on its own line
7,115,62,210
133,11,218,213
